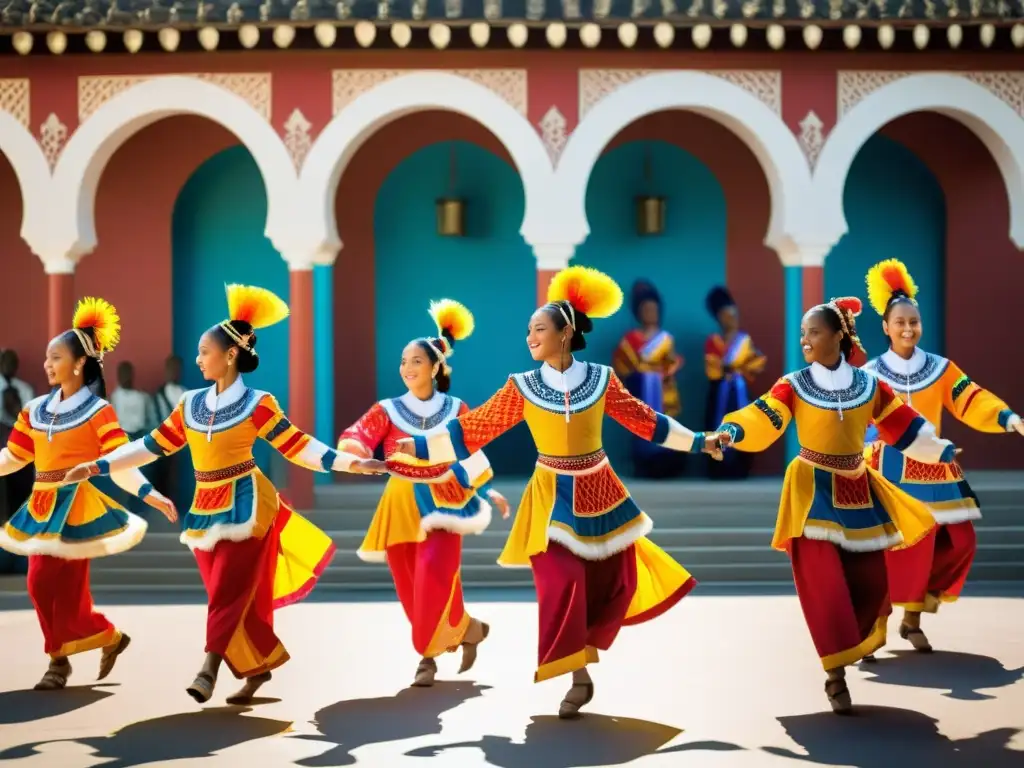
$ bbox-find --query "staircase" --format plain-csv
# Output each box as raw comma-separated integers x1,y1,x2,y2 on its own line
76,471,1024,594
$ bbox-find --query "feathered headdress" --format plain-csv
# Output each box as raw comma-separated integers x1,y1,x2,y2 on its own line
72,297,121,360
546,266,623,329
822,297,867,356
425,299,474,375
220,284,289,357
866,259,919,317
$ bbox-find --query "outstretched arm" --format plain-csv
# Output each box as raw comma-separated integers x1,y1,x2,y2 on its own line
92,404,165,501
90,403,190,478
337,402,391,458
0,410,33,476
874,380,956,464
604,372,707,453
716,378,794,453
941,362,1022,436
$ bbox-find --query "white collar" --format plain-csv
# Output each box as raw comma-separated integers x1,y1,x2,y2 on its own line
541,359,586,391
398,390,446,418
809,357,853,391
205,375,246,409
46,386,93,414
881,347,926,375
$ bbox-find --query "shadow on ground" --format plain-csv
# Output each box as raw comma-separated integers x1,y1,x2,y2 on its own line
293,680,489,766
859,650,1024,700
763,706,1022,767
0,706,291,767
406,714,743,767
0,683,118,725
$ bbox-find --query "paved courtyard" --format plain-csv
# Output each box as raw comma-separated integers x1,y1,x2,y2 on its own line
0,592,1021,768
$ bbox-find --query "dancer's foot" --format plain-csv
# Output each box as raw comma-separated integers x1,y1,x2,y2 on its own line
226,671,272,705
34,658,71,691
825,671,852,715
97,632,131,681
861,654,878,663
186,671,216,703
412,657,437,687
458,619,490,674
899,622,933,652
558,682,594,719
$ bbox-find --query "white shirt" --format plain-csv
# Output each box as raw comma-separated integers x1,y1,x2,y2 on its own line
0,375,34,427
541,359,587,391
155,382,186,421
398,390,447,418
880,347,927,377
205,375,247,411
809,358,854,392
110,387,156,435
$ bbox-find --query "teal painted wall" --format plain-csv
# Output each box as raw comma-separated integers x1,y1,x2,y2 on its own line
575,140,728,473
374,141,537,475
171,145,291,503
825,134,947,359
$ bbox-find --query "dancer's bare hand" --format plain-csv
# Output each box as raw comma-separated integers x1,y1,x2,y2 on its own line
145,493,178,523
351,458,387,475
394,438,416,457
703,433,726,461
64,463,98,483
488,490,511,519
1012,416,1024,436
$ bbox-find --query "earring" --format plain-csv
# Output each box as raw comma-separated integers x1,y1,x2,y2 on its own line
228,359,233,366
73,369,80,376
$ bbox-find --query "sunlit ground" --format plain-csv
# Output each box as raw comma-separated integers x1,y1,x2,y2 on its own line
0,592,1021,768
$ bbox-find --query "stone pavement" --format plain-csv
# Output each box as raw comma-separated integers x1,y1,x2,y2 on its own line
0,593,1021,768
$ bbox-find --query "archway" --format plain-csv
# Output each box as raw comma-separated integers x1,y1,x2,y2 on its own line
0,109,50,256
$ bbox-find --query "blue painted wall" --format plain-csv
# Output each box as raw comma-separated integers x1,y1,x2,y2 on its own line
171,145,291,503
825,134,947,359
374,141,537,475
575,140,728,473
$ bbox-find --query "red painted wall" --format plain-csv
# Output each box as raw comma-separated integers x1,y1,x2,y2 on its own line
882,113,1024,469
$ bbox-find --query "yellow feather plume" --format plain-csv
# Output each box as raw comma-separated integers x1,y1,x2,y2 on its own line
225,284,290,329
72,297,121,354
866,259,918,317
428,299,475,342
546,266,623,319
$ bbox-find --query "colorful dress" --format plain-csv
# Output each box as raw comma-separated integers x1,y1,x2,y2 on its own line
719,360,953,670
339,391,494,658
864,348,1020,612
0,387,151,658
95,376,341,679
414,360,700,682
704,331,767,479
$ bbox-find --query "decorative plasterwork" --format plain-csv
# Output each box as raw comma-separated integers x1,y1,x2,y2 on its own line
838,71,1024,119
538,106,568,164
39,113,68,170
283,108,313,171
331,69,528,116
78,73,272,123
578,69,782,118
0,79,30,129
797,110,825,169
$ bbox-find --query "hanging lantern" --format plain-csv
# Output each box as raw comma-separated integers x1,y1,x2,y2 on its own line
636,196,666,236
436,199,466,237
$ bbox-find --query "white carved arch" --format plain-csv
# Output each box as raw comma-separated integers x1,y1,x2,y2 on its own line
0,110,52,261
556,71,818,263
298,72,556,259
816,73,1024,251
47,76,297,269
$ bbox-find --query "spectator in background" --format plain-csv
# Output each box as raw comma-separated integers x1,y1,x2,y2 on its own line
0,350,34,429
110,361,157,440
153,355,186,508
1,354,34,530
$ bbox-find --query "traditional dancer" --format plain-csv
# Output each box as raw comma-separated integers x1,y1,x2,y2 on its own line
338,299,510,687
612,280,686,478
396,266,711,719
0,298,176,690
703,286,767,480
862,259,1022,653
712,297,957,714
67,285,383,705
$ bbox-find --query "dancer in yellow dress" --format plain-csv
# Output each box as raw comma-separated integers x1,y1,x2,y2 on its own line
397,266,716,719
67,285,383,704
712,297,957,714
863,259,1022,652
0,298,176,690
339,299,509,687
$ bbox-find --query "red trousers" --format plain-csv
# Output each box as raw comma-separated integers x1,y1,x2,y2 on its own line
789,537,891,670
886,521,976,611
27,555,117,658
194,524,288,679
387,530,469,658
530,542,638,682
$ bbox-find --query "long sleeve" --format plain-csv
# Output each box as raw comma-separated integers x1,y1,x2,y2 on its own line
612,336,639,380
704,336,724,382
449,401,495,490
738,344,767,381
252,394,363,472
97,399,187,475
414,378,525,464
874,380,956,464
0,409,33,476
337,402,391,457
92,404,157,499
718,378,794,453
604,372,704,452
941,361,1019,434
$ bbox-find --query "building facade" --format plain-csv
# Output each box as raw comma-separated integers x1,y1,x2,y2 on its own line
2,5,1024,507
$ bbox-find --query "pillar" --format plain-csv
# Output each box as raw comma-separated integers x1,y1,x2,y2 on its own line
46,268,76,340
288,265,316,509
313,264,335,486
532,244,575,306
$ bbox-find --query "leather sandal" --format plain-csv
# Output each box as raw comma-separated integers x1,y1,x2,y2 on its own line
186,672,216,703
825,677,852,715
458,621,490,674
34,660,71,691
558,682,594,719
412,657,437,687
98,633,131,681
899,623,933,653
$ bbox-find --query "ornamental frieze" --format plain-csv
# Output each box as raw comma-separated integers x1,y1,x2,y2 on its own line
0,79,30,129
838,71,1024,119
331,69,528,116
